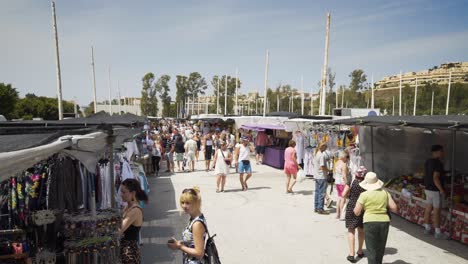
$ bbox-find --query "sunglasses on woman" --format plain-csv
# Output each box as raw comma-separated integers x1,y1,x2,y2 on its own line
182,188,197,196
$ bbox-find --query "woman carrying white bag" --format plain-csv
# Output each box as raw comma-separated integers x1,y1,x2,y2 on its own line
284,140,301,193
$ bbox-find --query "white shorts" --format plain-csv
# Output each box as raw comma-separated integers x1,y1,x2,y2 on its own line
186,151,196,162
425,190,441,208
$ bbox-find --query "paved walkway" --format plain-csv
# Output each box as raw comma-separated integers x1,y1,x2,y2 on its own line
141,158,468,264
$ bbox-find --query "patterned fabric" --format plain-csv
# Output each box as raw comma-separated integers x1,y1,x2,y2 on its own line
182,214,207,264
120,240,140,264
345,180,365,229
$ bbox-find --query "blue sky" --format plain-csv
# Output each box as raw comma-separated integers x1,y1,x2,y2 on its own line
1,0,468,106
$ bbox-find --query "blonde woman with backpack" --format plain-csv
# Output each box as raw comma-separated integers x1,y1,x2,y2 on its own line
168,187,207,263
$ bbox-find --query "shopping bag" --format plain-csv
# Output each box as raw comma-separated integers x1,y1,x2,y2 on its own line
297,169,306,183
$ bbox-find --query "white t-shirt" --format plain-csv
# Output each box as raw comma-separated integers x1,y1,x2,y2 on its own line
238,144,250,161
184,139,198,153
314,151,327,179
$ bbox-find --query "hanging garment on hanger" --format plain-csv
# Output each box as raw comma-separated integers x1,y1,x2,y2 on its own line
294,132,306,162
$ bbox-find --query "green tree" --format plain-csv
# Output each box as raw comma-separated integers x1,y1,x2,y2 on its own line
14,93,75,120
0,83,19,119
155,75,172,117
84,101,95,117
349,69,367,91
211,75,242,115
175,75,189,116
140,72,157,116
187,72,208,115
328,67,336,93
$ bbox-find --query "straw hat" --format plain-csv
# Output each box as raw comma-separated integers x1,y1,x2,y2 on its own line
359,172,384,191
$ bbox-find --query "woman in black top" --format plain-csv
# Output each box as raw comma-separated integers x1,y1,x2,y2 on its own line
174,135,186,171
119,179,149,264
194,133,201,162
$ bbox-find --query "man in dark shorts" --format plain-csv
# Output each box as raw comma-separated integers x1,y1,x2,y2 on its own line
204,133,214,171
423,144,448,239
164,133,174,173
255,131,269,164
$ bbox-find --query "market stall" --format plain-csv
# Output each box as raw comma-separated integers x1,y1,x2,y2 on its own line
319,115,468,244
0,112,147,262
283,117,357,176
241,123,289,169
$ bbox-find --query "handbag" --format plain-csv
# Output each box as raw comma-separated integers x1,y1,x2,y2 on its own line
326,172,335,184
220,150,231,166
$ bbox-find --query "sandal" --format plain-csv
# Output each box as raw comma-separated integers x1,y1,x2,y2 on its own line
216,189,220,193
356,252,364,258
346,255,356,263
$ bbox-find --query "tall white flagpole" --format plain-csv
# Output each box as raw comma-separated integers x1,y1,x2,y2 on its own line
216,77,220,114
371,74,375,109
399,70,402,116
235,68,239,115
263,49,270,117
277,93,280,112
310,84,313,115
224,74,228,115
413,78,418,116
51,1,64,120
445,72,452,115
91,46,97,114
301,75,304,115
320,13,331,115
118,81,121,115
341,86,344,108
108,65,112,115
291,91,294,112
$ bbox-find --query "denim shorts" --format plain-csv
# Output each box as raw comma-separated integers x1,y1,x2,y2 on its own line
165,152,174,161
238,160,252,173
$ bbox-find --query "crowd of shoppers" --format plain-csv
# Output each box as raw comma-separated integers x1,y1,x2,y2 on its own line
142,119,410,264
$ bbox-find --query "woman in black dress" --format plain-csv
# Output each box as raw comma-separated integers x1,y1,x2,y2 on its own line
344,168,366,263
194,133,201,161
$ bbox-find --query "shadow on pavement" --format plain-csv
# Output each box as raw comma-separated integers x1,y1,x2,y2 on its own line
294,190,314,196
141,175,186,264
390,215,468,261
384,247,398,255
383,260,412,264
223,186,272,193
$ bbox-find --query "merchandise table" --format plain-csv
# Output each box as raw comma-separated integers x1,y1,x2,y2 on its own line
263,146,285,169
386,188,468,245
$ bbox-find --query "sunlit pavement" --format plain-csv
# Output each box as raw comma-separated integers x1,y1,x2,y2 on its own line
141,157,468,264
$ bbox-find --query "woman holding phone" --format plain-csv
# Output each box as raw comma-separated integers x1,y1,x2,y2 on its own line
168,187,207,263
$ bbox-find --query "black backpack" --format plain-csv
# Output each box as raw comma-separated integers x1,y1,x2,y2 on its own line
191,219,221,264
203,231,221,264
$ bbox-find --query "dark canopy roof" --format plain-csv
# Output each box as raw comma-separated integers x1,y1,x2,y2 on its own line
0,112,146,152
0,111,145,128
266,112,300,118
315,115,468,130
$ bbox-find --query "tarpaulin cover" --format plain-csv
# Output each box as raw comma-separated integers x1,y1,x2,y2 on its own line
0,111,145,127
0,129,95,152
314,115,468,130
241,124,286,131
358,126,468,182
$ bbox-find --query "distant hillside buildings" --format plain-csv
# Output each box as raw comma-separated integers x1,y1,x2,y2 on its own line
375,62,468,89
